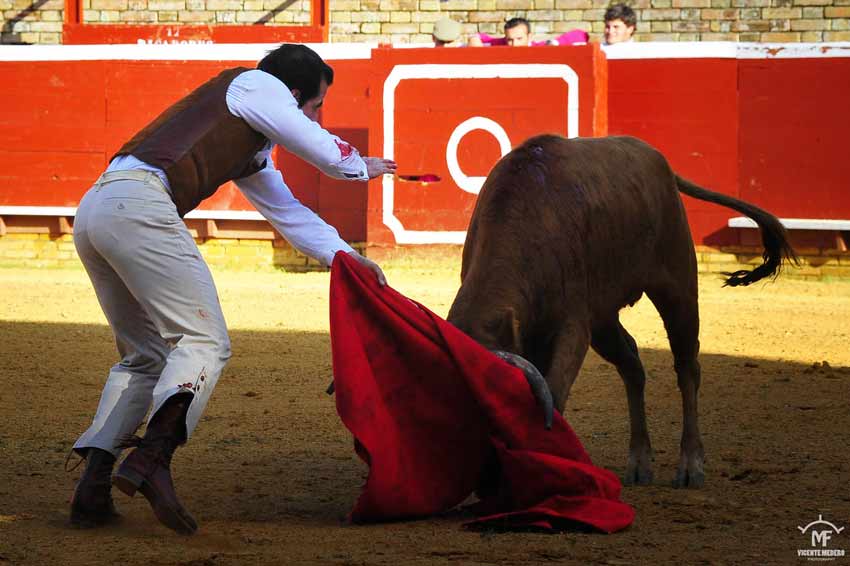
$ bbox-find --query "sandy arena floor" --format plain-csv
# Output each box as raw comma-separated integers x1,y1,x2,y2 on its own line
0,258,848,565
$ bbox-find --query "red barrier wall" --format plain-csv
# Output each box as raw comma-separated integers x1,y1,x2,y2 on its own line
608,58,740,246
738,58,850,219
0,51,370,240
734,57,850,250
2,44,849,248
608,46,850,249
366,44,608,246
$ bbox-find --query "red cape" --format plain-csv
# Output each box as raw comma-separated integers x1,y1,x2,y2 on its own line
330,252,634,533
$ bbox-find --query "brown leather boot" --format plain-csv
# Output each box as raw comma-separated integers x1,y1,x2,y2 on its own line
112,393,198,535
70,447,120,528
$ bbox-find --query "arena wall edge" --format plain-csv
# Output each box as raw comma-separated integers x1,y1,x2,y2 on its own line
1,42,849,275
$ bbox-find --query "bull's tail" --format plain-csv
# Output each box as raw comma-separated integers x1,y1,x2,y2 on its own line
676,176,798,287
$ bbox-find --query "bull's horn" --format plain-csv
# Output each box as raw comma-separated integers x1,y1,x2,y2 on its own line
492,350,554,430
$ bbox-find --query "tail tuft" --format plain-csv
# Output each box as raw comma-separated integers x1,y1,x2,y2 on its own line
676,176,798,286
721,239,798,287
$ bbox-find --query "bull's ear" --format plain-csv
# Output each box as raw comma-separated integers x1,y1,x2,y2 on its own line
496,307,522,354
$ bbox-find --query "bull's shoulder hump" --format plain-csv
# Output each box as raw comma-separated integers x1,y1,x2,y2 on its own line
518,133,568,148
605,135,661,153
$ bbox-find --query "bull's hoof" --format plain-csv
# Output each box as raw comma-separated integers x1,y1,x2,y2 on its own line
672,466,705,488
623,466,654,486
623,446,654,486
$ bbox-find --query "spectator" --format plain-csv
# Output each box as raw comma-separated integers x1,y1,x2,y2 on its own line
432,17,464,47
469,17,531,47
603,4,637,45
469,17,588,47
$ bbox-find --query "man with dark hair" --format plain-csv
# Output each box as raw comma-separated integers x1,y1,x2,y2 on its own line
502,17,533,46
469,16,588,47
469,17,532,47
68,43,396,535
604,3,637,45
257,43,334,107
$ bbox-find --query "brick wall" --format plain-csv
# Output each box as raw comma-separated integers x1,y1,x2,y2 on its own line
2,0,64,44
2,0,849,44
79,0,314,25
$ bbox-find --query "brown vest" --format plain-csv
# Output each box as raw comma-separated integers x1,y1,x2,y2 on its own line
114,67,268,217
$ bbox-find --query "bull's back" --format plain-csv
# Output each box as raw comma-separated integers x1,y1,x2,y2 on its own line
467,135,693,316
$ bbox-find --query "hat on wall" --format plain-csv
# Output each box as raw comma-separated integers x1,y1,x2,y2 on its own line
433,18,462,42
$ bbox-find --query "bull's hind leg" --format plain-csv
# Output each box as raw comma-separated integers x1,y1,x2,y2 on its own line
647,284,705,488
591,320,654,485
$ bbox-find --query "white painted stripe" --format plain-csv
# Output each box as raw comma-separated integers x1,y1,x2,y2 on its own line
736,42,850,59
728,217,850,230
4,41,849,62
0,42,375,62
602,41,850,60
602,41,739,60
391,42,439,49
0,206,78,216
381,63,579,245
183,209,264,220
0,205,265,221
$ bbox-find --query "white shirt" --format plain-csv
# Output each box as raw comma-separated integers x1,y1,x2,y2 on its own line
108,69,368,266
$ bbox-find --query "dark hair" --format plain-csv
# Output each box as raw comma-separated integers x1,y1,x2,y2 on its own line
604,4,637,27
504,17,531,33
257,44,334,107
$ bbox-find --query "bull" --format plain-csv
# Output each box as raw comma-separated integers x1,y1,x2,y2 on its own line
447,134,796,488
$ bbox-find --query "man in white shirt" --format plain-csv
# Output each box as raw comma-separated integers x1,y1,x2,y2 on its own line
69,44,397,535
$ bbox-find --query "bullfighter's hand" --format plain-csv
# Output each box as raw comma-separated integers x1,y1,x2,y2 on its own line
364,157,397,179
348,251,387,287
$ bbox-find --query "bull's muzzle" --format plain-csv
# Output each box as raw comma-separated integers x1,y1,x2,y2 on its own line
492,350,555,430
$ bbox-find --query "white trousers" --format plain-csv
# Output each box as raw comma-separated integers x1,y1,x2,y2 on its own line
73,170,231,457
